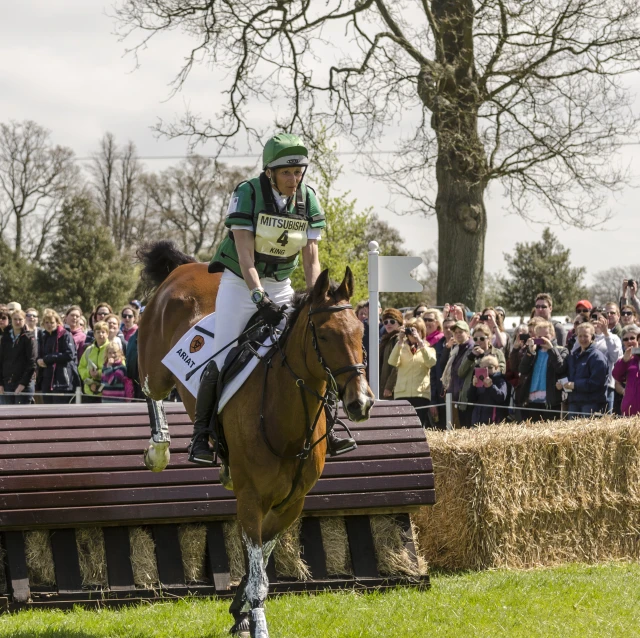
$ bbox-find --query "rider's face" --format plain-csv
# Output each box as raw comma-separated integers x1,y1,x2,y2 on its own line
271,167,304,196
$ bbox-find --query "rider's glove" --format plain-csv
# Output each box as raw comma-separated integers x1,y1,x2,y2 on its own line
257,298,286,327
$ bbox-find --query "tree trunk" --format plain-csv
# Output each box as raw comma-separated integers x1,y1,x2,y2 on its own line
435,161,487,310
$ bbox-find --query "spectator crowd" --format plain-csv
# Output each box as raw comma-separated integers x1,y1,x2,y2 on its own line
0,300,143,405
357,278,640,429
2,279,640,428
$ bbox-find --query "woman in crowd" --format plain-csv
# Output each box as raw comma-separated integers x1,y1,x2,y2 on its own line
101,341,130,403
120,305,139,345
476,307,509,354
441,320,474,428
105,314,126,353
467,354,510,426
64,306,86,362
84,302,113,348
585,309,623,412
79,320,110,402
612,325,640,416
559,322,608,417
388,317,437,427
418,308,446,429
0,311,9,334
620,305,638,328
412,303,428,319
36,309,78,404
0,310,37,405
518,319,568,421
379,308,402,399
566,314,589,352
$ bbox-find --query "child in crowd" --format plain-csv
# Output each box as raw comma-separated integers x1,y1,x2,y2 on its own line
101,341,129,402
468,354,510,426
78,321,110,401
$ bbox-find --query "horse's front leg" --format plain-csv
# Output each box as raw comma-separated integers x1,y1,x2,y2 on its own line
242,530,270,638
143,396,171,472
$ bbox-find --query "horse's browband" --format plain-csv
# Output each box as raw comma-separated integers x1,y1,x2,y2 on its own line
308,303,353,316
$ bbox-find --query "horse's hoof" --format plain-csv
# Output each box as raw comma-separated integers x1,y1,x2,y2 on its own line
220,463,234,491
143,440,170,472
250,608,269,638
229,614,250,636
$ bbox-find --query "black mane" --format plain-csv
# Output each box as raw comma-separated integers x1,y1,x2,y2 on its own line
288,281,341,326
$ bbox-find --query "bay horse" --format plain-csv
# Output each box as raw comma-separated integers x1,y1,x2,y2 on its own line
136,241,374,638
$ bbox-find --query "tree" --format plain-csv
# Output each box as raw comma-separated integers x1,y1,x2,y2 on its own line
37,197,138,312
498,228,587,315
0,238,40,307
0,120,76,259
89,133,145,252
590,265,640,307
116,0,640,309
144,156,251,260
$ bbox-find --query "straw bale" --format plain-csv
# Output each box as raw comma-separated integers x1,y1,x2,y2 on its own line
129,527,159,587
274,518,310,581
320,517,353,576
370,515,427,578
223,521,245,585
0,538,6,593
414,416,640,570
76,528,108,587
178,524,208,583
25,530,56,586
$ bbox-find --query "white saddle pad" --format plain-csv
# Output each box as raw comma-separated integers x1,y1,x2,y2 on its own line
161,312,281,412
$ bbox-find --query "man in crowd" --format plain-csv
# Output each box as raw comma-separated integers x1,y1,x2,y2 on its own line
604,302,623,338
0,310,37,405
620,279,640,315
534,293,566,346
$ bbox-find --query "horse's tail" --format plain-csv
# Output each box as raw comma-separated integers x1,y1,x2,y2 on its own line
137,240,197,292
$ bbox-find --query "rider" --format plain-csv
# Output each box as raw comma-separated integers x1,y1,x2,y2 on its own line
188,133,357,465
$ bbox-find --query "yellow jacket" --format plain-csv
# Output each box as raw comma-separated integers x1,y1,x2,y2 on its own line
78,341,109,396
388,341,437,399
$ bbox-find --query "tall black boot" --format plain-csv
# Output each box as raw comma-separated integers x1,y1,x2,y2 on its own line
326,429,357,456
188,360,219,466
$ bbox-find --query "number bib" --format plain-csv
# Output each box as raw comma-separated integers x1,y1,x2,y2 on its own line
254,212,309,261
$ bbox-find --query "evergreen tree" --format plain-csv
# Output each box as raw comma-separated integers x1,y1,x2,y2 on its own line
37,197,137,312
0,238,40,307
498,228,588,315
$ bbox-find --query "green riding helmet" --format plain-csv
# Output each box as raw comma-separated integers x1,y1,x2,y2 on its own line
262,133,309,169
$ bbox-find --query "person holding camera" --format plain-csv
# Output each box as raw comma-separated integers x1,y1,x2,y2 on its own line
612,325,640,416
379,308,403,399
533,293,567,346
388,317,437,427
518,319,568,421
467,354,510,426
558,322,608,418
470,307,509,354
619,279,640,316
440,320,474,427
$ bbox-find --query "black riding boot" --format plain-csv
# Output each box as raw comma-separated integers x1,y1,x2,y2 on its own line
188,360,219,466
326,429,357,456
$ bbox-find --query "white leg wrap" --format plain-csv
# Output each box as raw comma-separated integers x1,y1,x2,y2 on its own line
250,608,269,638
242,531,270,637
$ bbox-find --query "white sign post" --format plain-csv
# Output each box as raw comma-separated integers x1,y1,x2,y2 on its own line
368,241,423,400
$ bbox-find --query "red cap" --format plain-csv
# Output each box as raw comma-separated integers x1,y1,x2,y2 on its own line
575,300,592,310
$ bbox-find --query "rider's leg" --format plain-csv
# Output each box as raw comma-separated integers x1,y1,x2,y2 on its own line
188,359,219,465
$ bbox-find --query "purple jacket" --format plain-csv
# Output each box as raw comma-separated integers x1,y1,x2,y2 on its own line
612,355,640,416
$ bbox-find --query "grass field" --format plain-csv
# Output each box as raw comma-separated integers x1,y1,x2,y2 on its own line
1,563,639,638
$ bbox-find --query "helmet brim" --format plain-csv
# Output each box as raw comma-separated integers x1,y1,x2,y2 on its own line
265,154,309,169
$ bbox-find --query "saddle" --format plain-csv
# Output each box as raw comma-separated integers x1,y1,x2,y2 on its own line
208,311,281,464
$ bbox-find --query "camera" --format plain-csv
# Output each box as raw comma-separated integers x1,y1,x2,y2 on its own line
404,327,413,336
534,338,545,346
629,279,636,288
480,314,489,321
519,334,528,342
632,347,640,356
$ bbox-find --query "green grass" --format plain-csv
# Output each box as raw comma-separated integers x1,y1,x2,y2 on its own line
1,563,639,638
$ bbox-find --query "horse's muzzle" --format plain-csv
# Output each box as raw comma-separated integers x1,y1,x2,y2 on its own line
345,395,374,422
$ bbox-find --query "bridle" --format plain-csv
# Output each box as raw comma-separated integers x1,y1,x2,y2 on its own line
258,300,366,510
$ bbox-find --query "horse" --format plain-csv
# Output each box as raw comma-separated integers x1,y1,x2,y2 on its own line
136,241,374,638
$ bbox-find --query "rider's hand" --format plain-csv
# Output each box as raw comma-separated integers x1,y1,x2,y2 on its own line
257,298,285,327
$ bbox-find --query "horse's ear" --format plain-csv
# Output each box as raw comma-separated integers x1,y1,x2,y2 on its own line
335,266,354,301
312,269,331,303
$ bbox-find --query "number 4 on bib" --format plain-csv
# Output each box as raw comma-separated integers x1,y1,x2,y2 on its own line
277,230,289,247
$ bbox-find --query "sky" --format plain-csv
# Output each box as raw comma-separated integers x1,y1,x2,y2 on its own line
1,0,639,284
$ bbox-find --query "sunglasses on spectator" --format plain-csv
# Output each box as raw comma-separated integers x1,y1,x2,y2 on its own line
122,314,134,319
622,336,637,342
25,313,37,318
576,308,589,312
96,311,108,316
473,336,487,342
535,304,548,309
622,311,634,316
423,318,436,323
414,310,425,316
383,319,397,325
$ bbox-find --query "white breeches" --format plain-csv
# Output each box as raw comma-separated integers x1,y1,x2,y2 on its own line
212,269,294,369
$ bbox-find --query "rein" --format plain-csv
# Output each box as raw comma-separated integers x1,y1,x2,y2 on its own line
258,301,365,511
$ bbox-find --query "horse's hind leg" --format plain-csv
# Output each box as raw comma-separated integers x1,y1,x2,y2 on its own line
142,397,171,472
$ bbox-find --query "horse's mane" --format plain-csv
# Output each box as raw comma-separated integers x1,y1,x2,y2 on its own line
288,282,341,327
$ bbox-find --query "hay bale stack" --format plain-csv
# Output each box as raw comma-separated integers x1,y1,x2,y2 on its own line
414,416,640,570
76,528,108,587
320,517,353,576
25,530,55,586
178,524,208,583
129,527,159,587
274,518,311,580
370,515,427,578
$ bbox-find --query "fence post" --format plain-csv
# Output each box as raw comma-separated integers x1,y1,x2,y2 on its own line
445,393,453,430
75,387,82,404
368,241,380,400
